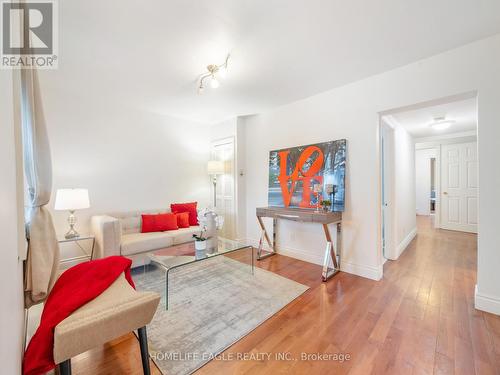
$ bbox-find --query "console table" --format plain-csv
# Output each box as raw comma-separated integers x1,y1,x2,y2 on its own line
256,207,342,281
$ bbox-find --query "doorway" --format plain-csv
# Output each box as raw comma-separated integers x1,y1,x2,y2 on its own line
416,148,438,218
210,137,236,239
380,92,478,262
430,158,436,214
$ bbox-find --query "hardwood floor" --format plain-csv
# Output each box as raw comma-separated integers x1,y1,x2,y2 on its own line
70,216,500,374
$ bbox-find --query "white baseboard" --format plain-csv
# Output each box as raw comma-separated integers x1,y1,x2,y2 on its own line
394,227,417,260
274,244,325,266
244,237,383,281
341,261,383,281
242,238,324,265
475,285,500,315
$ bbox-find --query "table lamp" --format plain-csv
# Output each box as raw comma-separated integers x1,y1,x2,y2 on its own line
54,188,90,239
207,160,225,207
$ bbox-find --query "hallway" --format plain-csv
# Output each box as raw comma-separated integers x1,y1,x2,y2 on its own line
379,215,498,374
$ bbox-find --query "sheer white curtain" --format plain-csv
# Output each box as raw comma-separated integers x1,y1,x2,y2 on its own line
21,68,60,308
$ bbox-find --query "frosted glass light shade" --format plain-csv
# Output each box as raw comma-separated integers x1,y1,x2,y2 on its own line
210,76,220,88
54,189,90,210
428,118,455,130
430,121,453,130
207,160,224,175
218,66,227,79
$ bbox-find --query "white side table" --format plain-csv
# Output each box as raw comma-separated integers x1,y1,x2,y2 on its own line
58,235,95,265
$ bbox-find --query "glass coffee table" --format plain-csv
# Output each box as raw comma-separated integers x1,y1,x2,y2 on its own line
147,237,254,310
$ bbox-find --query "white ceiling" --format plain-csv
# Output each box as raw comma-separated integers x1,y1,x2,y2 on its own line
40,0,500,124
387,97,477,139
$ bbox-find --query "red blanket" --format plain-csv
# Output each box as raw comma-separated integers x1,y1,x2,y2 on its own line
23,256,135,375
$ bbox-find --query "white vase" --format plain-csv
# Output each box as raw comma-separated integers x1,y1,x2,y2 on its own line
195,240,206,251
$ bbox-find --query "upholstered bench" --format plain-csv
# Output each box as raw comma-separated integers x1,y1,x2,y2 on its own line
53,273,160,375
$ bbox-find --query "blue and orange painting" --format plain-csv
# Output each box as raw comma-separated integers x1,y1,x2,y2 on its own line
268,139,347,211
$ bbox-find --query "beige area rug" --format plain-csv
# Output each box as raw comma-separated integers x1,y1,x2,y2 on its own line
133,255,308,375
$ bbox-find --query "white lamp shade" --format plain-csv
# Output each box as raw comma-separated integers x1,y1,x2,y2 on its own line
54,189,90,210
207,160,225,175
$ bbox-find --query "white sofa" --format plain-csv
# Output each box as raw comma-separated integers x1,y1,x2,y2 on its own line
91,209,201,267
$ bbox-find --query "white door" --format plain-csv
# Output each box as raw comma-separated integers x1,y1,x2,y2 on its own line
211,138,236,239
440,142,478,233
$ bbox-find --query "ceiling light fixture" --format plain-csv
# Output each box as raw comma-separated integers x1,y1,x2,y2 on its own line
198,54,230,94
428,116,456,130
210,75,220,89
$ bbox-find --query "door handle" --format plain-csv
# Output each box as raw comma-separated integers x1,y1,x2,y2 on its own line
443,192,448,195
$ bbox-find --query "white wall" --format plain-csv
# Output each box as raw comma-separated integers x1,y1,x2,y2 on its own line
415,148,436,215
210,118,236,141
240,103,384,278
239,34,500,295
0,71,24,375
393,126,417,257
36,89,212,238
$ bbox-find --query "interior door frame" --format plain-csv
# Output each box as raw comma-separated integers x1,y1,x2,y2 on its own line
434,146,441,228
210,136,237,238
379,119,396,260
415,146,441,227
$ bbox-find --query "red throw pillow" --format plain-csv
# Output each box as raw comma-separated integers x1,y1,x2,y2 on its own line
141,213,178,233
170,202,198,226
176,212,190,228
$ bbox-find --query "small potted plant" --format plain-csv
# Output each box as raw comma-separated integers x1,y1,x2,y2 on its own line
193,232,207,249
320,199,331,212
193,232,208,259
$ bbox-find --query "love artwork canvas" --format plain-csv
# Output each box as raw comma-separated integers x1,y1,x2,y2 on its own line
268,139,347,211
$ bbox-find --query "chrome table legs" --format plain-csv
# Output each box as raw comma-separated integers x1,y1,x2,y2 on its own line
255,212,342,281
257,216,277,260
321,222,341,281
